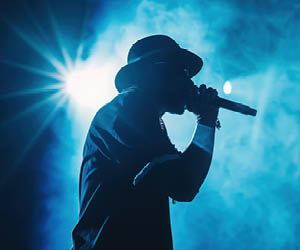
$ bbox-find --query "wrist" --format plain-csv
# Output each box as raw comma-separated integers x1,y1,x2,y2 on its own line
196,115,217,128
192,122,215,154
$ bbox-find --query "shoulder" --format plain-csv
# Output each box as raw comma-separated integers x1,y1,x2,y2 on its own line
93,88,143,121
91,90,135,130
94,88,157,129
88,88,157,143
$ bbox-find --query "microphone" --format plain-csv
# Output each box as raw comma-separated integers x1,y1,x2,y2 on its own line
215,96,257,116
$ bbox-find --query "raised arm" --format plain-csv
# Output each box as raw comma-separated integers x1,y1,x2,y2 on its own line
133,84,219,202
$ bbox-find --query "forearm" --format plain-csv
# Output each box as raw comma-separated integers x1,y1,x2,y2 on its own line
134,121,216,201
169,121,215,200
181,122,215,182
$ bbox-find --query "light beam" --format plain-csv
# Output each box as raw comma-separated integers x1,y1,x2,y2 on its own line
63,61,117,109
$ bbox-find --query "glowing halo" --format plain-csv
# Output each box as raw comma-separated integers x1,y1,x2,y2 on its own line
63,61,118,109
223,80,232,95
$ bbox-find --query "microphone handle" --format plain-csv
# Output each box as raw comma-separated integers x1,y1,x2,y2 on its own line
215,97,257,116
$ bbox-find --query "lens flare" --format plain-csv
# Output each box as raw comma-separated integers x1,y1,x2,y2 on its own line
64,62,117,109
223,80,232,94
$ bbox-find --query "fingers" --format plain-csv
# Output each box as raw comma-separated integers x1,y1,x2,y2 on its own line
207,87,218,104
198,84,218,105
199,84,206,104
186,83,219,116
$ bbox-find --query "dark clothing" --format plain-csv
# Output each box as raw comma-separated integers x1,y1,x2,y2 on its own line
72,88,204,250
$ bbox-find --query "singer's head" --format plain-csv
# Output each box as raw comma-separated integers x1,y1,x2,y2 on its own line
114,35,203,115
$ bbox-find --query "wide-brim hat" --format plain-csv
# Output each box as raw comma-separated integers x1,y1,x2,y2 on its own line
115,35,203,92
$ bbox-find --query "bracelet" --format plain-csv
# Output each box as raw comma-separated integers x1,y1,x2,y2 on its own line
216,118,221,129
196,116,221,130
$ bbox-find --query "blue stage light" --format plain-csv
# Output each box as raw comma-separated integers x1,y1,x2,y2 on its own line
63,61,117,109
223,80,232,94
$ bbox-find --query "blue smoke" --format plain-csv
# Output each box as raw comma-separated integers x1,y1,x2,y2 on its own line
39,0,300,249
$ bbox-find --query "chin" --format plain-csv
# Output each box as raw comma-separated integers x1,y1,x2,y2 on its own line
168,106,185,115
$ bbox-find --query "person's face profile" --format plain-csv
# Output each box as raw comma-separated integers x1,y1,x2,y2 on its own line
152,62,193,115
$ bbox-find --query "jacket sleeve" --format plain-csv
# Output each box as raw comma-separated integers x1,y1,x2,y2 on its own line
133,122,216,202
77,93,168,216
110,93,216,202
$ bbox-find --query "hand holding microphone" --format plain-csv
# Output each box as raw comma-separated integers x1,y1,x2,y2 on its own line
186,84,220,128
186,83,257,127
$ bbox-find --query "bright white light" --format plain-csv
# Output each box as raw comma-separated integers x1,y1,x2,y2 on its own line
64,62,117,109
223,80,232,94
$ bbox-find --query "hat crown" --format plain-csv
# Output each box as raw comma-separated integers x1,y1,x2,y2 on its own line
115,34,203,93
127,35,180,64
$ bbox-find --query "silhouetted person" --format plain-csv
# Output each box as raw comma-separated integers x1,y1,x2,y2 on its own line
72,35,219,250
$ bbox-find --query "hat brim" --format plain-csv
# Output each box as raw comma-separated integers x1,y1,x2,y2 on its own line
115,48,203,92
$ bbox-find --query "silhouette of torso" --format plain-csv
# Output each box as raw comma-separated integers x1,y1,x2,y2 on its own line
72,87,179,250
